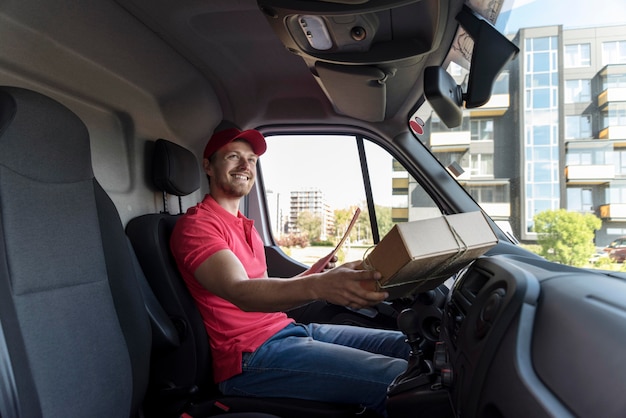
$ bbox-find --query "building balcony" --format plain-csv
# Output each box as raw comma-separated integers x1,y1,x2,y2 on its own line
565,164,615,184
391,207,408,223
598,87,626,108
478,202,511,218
430,130,470,150
599,125,626,141
599,203,626,220
392,177,409,194
468,93,510,117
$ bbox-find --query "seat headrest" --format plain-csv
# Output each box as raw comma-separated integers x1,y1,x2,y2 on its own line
0,86,93,183
153,138,200,196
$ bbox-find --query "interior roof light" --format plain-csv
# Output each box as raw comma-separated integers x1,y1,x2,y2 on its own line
298,15,332,51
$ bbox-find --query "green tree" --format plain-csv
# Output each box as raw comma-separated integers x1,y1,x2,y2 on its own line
533,209,601,267
333,207,355,244
334,204,393,246
374,205,393,239
296,210,322,242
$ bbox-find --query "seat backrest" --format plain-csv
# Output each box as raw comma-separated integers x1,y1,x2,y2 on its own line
126,139,215,414
0,86,151,417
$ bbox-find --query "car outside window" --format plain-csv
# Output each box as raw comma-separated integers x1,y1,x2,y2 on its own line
260,134,439,266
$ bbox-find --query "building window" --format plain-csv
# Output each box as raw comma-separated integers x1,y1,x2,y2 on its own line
430,115,469,132
565,115,592,139
531,88,551,108
524,38,559,112
603,71,626,89
614,150,626,175
603,104,626,129
526,160,558,183
567,145,614,167
564,79,591,103
602,41,626,65
529,124,554,146
466,184,509,203
564,43,591,68
469,153,493,176
567,188,593,212
492,71,509,94
566,150,592,166
607,185,626,204
523,34,560,235
470,119,494,141
436,151,469,171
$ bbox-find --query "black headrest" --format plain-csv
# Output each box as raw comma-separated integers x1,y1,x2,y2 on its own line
152,138,200,196
0,86,93,183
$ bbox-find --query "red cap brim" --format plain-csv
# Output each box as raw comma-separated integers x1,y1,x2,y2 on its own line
203,128,267,160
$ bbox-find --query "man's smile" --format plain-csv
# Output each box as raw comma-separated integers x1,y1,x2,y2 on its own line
232,172,251,181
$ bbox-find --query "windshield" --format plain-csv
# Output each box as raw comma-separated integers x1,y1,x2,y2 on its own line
412,0,626,269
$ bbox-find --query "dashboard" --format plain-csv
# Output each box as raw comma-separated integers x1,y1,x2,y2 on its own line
436,254,626,417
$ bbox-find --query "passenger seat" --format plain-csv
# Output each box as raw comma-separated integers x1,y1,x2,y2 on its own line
126,138,375,417
0,86,279,418
0,86,151,417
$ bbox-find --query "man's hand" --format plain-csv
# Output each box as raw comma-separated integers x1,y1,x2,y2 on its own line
302,252,338,275
310,260,388,309
322,255,338,271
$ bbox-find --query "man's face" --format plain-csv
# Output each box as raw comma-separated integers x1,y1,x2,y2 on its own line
205,139,258,198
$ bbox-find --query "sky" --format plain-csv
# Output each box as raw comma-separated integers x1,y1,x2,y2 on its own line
261,135,394,210
498,0,626,34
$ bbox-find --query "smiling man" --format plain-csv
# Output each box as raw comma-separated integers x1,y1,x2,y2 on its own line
170,127,410,416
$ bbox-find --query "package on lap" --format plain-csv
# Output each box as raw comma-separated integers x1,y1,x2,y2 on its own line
360,211,498,300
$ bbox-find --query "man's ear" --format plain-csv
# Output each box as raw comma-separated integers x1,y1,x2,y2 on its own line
203,158,211,175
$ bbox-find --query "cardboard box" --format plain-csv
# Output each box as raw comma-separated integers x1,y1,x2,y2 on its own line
363,211,498,300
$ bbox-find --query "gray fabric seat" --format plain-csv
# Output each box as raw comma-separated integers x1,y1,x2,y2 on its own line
0,86,151,417
0,87,282,418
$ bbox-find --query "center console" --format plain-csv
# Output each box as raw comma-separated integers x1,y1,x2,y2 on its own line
386,255,540,418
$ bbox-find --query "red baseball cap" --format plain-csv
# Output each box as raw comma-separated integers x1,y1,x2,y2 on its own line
203,128,267,160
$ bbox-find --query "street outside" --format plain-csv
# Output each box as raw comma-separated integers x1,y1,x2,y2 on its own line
286,245,371,267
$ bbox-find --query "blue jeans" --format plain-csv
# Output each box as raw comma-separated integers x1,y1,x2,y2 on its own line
218,322,410,416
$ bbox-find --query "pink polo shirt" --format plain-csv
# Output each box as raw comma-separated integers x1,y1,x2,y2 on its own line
170,194,293,383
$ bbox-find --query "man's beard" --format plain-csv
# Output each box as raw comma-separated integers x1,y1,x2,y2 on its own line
223,184,249,197
220,179,252,198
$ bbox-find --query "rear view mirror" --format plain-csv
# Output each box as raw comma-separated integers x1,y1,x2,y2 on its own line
424,5,519,128
424,66,463,128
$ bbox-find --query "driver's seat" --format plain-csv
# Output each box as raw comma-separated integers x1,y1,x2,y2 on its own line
126,138,375,417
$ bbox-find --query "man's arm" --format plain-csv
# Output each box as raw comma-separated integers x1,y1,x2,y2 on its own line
194,249,387,312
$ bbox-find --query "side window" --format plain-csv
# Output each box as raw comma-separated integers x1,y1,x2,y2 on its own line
260,134,440,266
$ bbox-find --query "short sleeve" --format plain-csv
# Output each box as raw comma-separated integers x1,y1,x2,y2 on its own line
170,213,229,276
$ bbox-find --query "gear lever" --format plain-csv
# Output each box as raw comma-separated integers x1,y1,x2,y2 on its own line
387,308,434,396
398,308,423,359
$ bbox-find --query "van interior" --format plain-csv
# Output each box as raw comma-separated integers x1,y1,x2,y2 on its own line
1,1,625,417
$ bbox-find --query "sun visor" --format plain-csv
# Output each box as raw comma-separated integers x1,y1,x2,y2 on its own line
315,62,386,122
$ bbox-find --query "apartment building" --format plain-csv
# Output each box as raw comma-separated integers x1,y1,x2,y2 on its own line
514,25,626,244
401,23,626,245
287,189,334,241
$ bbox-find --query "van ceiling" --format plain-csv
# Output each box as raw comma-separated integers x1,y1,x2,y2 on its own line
112,0,463,133
0,0,463,141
